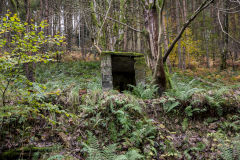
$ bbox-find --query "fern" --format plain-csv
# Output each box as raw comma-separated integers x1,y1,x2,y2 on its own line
164,101,180,113
83,132,143,160
83,132,103,160
125,149,144,160
219,137,240,160
80,92,156,159
47,155,64,160
128,84,158,99
204,87,231,116
221,146,234,160
165,78,204,102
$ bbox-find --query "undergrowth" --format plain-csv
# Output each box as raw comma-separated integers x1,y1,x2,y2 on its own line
1,61,240,159
161,73,240,117
127,84,158,99
79,90,158,158
83,132,143,160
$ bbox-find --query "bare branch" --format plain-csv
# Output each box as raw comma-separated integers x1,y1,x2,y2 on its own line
95,0,112,48
163,0,214,63
217,10,240,44
92,11,142,33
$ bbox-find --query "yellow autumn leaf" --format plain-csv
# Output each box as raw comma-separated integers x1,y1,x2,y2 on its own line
159,124,165,129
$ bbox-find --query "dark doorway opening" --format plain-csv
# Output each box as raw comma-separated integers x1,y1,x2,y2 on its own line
111,55,136,91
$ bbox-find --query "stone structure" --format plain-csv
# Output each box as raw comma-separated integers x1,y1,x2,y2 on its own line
101,51,146,91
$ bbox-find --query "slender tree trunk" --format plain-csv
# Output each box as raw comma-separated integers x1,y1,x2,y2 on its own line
0,0,5,16
206,43,210,68
24,0,35,82
163,13,172,73
221,0,228,70
176,0,182,69
45,0,49,35
123,26,128,51
231,14,238,65
182,0,187,69
66,3,73,51
136,1,141,52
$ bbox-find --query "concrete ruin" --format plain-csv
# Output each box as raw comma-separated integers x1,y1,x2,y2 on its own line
101,51,146,91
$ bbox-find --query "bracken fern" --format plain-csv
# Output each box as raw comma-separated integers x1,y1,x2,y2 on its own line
83,132,143,160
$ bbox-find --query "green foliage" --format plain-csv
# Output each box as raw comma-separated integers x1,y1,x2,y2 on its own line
220,115,240,132
47,155,64,160
169,28,202,65
184,142,206,160
35,61,101,108
161,74,240,117
0,12,64,106
80,91,157,158
165,76,204,102
83,132,143,160
182,118,188,131
0,105,33,125
219,137,240,160
204,87,230,116
184,105,201,117
128,84,158,99
36,61,100,89
160,97,180,113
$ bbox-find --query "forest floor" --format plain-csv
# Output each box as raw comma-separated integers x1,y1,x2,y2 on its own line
0,60,240,160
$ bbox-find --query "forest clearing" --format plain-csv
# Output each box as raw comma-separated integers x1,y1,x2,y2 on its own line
1,0,240,160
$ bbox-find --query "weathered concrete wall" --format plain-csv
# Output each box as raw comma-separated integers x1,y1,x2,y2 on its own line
134,57,146,85
101,54,113,91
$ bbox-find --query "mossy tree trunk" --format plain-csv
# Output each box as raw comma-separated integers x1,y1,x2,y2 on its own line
143,0,170,95
143,0,214,95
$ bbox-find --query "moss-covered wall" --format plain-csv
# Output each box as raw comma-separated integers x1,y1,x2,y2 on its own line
134,57,146,85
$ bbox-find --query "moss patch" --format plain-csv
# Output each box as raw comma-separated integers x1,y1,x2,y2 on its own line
0,146,57,160
134,57,146,65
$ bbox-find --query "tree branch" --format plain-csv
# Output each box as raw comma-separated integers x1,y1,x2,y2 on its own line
95,0,113,53
217,9,240,44
163,0,214,63
92,11,143,33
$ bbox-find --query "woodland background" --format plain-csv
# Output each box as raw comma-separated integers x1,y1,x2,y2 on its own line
0,0,240,160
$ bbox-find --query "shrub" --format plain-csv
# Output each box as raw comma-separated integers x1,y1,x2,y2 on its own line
0,12,64,106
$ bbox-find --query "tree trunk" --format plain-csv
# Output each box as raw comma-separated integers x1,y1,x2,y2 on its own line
144,1,170,95
163,13,172,73
182,0,187,69
176,0,182,69
0,0,5,16
221,0,228,70
136,1,141,52
66,2,73,51
143,0,213,95
24,0,35,82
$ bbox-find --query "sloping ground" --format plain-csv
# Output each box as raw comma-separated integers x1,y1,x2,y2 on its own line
144,88,240,159
1,87,240,160
1,62,240,159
